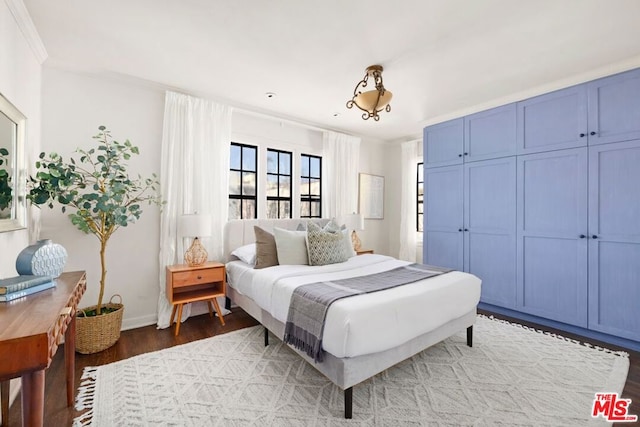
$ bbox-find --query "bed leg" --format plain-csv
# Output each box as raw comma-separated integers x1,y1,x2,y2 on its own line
344,387,353,419
264,327,269,347
467,325,473,347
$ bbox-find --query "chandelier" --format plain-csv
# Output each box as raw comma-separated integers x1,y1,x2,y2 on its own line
346,65,392,121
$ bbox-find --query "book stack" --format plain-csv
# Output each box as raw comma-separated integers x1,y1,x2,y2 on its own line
0,275,56,302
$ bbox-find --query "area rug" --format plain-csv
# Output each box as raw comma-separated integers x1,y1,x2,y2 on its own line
73,315,629,426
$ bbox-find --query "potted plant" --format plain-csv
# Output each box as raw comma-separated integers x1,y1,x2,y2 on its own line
27,126,162,353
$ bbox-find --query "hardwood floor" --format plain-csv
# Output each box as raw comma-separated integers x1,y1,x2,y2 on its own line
6,308,639,426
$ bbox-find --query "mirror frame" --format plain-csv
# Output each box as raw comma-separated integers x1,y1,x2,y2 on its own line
0,92,27,233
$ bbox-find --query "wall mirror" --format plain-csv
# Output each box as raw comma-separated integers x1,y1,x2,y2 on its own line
0,92,26,232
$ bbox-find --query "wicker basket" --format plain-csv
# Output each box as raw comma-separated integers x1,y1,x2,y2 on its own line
76,294,124,354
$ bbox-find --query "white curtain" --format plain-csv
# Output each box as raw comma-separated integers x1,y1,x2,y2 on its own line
157,91,232,329
322,131,361,219
399,140,421,262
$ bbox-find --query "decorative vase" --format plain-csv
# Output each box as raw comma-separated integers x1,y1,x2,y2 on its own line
16,239,68,278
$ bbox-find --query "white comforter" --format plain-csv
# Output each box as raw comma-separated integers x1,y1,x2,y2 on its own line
226,254,481,358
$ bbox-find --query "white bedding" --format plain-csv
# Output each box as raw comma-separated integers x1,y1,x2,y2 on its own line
226,254,481,358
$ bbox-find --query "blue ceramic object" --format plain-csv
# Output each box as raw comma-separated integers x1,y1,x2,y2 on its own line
16,239,68,278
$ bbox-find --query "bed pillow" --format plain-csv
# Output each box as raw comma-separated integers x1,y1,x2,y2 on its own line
273,227,309,265
231,243,257,265
254,226,279,269
306,221,350,266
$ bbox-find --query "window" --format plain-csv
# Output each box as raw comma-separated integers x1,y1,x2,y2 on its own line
300,154,322,218
266,149,292,219
417,162,424,232
229,143,257,219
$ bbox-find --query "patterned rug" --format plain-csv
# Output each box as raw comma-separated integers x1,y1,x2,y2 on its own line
73,315,629,426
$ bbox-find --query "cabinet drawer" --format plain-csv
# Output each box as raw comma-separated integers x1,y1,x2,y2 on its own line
172,267,224,288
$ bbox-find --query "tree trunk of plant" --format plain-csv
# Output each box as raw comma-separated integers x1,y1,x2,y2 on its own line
97,237,107,315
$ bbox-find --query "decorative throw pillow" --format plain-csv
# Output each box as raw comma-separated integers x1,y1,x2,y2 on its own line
306,221,349,266
273,227,309,265
254,226,279,269
296,219,331,231
231,243,257,265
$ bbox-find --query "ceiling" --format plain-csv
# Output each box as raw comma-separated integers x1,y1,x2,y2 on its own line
23,0,640,142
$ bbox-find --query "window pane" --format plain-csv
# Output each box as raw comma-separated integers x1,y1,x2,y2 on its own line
228,199,240,220
311,201,321,217
300,177,310,196
310,178,320,196
242,172,256,196
267,150,278,174
418,164,423,182
301,156,310,177
279,152,291,175
266,200,278,219
266,174,278,197
242,199,256,219
243,147,256,172
310,157,320,178
418,183,424,196
418,203,423,214
279,176,291,197
230,145,241,170
418,213,423,232
280,200,291,218
229,171,241,195
300,201,310,217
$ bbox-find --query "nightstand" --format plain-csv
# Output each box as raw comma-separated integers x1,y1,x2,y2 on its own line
166,261,226,336
356,249,374,255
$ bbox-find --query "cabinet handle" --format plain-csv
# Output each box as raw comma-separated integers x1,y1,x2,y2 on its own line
463,152,469,156
464,228,469,231
458,154,463,157
579,234,586,238
458,228,463,232
590,131,597,136
579,133,585,138
592,235,598,239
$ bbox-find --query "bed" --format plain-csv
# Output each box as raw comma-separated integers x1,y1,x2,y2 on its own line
223,218,481,419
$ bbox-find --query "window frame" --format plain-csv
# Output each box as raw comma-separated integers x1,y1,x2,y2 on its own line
229,142,258,219
300,153,322,218
266,148,293,219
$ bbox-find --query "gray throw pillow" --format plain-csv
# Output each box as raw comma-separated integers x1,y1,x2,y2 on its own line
254,226,279,269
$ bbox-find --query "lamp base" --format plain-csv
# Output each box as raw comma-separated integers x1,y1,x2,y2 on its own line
351,231,362,252
185,237,208,266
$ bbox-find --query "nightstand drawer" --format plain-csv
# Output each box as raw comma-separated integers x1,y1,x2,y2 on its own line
172,267,224,288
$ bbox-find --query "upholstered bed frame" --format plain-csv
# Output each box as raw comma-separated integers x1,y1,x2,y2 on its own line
223,219,476,419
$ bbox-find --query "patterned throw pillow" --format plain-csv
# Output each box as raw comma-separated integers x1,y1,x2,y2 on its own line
306,221,349,266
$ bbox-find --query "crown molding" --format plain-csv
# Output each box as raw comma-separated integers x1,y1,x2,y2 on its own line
5,0,47,64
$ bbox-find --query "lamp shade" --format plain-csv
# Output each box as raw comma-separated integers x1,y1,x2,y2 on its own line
344,213,364,231
178,214,212,238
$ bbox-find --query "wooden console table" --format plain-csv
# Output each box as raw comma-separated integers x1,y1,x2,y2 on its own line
0,271,86,427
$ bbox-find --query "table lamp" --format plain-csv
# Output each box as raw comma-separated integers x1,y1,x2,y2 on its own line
179,214,212,266
344,213,364,251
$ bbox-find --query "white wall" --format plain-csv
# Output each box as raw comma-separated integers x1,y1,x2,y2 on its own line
39,67,393,329
0,0,43,278
40,67,165,329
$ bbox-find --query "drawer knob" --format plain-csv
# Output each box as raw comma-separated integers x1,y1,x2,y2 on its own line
197,275,202,280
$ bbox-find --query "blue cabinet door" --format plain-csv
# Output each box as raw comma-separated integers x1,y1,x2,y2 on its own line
464,104,516,162
588,68,640,145
517,84,587,154
464,157,516,308
588,140,640,341
516,148,588,326
423,118,464,168
423,165,463,270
